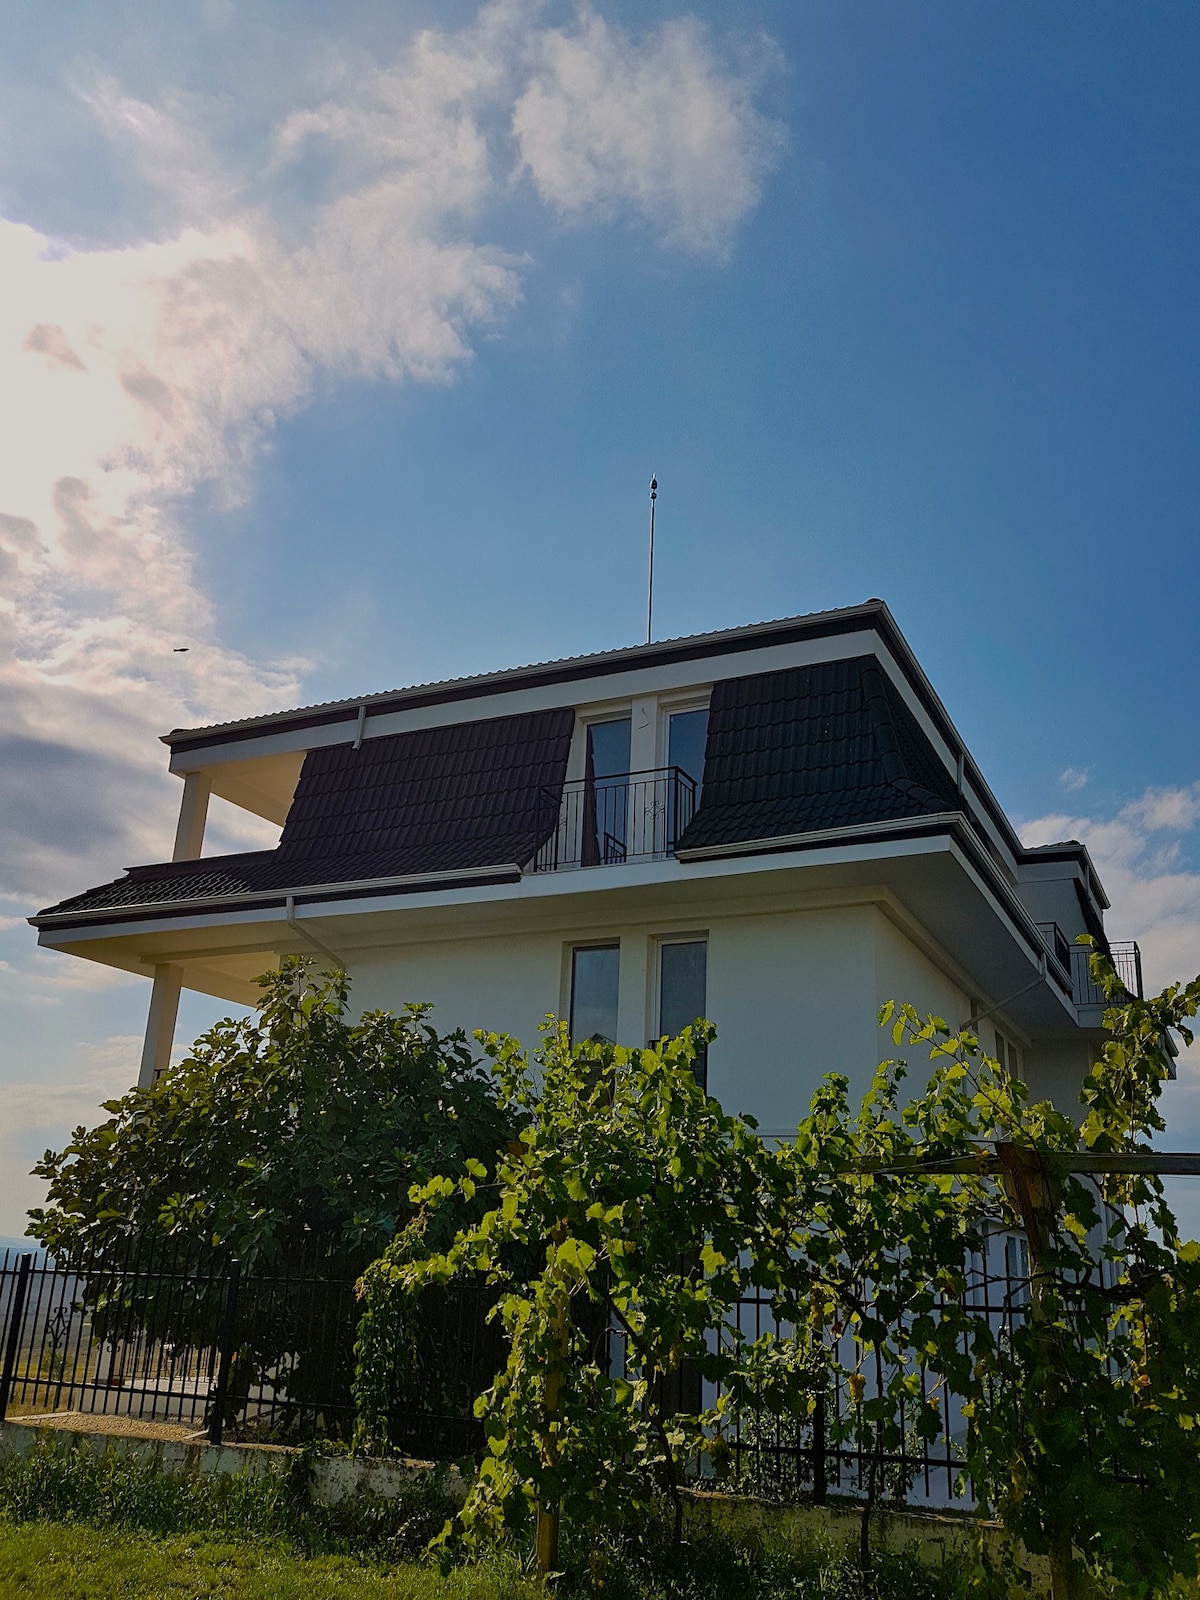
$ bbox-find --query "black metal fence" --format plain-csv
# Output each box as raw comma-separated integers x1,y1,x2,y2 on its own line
531,768,697,872
0,1239,360,1444
1,1229,1033,1508
1035,924,1144,1008
606,1224,1033,1510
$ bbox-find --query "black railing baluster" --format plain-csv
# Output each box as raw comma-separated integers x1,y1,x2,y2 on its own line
532,768,697,872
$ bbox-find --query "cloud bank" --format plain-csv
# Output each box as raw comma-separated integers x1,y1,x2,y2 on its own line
0,0,779,913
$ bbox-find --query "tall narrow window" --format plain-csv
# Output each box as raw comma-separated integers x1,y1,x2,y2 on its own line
588,717,631,779
667,709,708,789
667,708,707,844
585,718,631,864
1004,1233,1031,1307
570,945,620,1043
658,939,708,1086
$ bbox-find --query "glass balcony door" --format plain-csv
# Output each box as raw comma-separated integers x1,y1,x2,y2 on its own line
583,717,631,866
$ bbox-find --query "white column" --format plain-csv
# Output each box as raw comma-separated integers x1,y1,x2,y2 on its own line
616,934,650,1049
172,771,211,862
138,964,183,1089
135,773,209,1088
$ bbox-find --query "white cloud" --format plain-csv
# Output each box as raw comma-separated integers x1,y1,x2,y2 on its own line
1060,765,1089,792
3,1036,140,1134
0,3,780,1230
0,0,778,912
1,1033,144,1233
513,8,782,252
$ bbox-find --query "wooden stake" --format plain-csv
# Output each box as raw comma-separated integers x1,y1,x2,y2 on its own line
535,1237,570,1581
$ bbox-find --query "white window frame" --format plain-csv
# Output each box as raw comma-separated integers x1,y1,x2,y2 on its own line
650,930,709,1045
566,700,635,784
655,689,712,771
566,940,622,1044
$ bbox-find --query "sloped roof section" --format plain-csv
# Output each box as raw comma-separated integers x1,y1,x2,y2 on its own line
676,657,960,851
274,708,575,877
37,708,575,921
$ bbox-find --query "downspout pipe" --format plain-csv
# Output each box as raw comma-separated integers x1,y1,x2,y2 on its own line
967,951,1048,1032
285,894,345,972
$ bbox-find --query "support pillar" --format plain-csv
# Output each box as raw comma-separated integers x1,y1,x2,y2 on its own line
138,964,183,1088
134,773,209,1089
172,771,211,861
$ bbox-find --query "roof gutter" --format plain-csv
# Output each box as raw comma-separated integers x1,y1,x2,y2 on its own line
31,861,525,929
683,810,1072,1002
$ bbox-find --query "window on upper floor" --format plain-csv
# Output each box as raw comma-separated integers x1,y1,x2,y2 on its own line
587,717,632,780
585,718,632,862
570,944,620,1044
667,708,708,794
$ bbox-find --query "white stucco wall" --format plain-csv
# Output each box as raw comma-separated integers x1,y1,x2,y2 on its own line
349,928,568,1055
871,911,971,1100
343,899,997,1135
702,905,880,1131
1022,1038,1093,1120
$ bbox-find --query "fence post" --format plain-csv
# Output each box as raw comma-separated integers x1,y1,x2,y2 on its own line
208,1258,241,1448
0,1254,34,1424
812,1387,828,1504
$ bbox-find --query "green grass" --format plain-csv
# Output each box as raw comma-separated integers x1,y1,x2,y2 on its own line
0,1522,540,1599
0,1438,967,1598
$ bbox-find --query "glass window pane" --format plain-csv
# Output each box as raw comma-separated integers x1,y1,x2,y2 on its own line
587,719,631,863
659,941,707,1037
570,945,620,1043
587,718,631,779
668,709,708,788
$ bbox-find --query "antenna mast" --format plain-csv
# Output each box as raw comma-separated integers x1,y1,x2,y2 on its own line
646,474,658,644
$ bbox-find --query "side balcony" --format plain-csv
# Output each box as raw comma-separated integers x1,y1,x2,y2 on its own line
1036,922,1143,1008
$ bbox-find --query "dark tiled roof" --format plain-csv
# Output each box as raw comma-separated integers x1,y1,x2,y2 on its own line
42,852,280,916
676,657,959,852
39,708,575,920
164,602,891,752
37,663,967,926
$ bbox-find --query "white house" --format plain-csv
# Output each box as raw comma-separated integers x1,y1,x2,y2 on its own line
32,601,1138,1130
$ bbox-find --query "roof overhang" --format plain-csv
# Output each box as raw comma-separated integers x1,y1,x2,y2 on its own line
35,816,1079,1037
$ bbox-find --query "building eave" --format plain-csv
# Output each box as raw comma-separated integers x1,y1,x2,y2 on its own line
162,604,890,752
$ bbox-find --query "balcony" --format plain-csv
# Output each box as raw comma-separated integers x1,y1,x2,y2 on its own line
1036,923,1143,1008
529,767,698,873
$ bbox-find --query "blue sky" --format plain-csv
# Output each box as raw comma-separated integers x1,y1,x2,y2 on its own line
2,0,1199,1235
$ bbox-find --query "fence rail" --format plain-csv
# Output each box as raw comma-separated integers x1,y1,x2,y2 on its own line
611,1227,1032,1509
1071,940,1143,1007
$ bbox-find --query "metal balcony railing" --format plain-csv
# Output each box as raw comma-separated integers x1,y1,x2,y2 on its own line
529,767,698,873
1036,923,1143,1008
1035,921,1073,972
